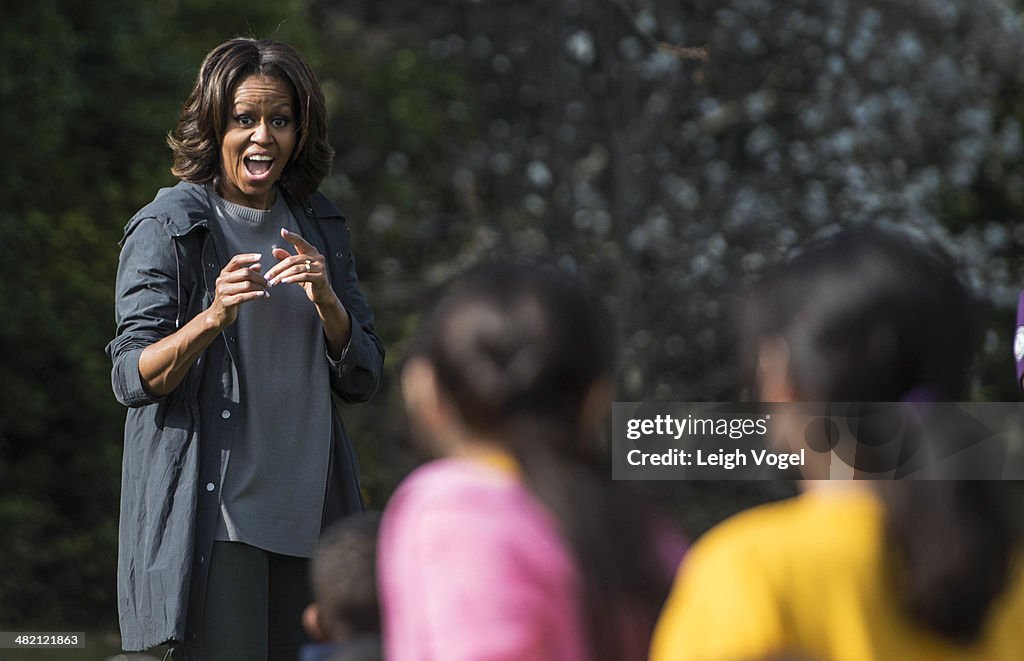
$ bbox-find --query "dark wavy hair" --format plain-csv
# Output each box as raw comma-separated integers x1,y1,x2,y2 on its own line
167,38,334,200
410,262,673,659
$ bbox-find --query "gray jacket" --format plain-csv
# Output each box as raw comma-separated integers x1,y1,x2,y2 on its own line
106,181,384,652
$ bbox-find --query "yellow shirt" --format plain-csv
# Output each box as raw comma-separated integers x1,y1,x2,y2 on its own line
651,489,1024,661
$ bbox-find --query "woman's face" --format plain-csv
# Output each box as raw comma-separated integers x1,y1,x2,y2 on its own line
218,74,297,209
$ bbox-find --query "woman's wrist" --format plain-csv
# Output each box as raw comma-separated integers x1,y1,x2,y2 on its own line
318,292,352,358
315,290,343,321
202,307,224,333
202,301,238,334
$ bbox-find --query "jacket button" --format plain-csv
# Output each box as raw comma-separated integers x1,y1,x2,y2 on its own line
305,206,313,216
335,252,343,258
221,409,231,419
197,554,205,564
206,482,215,492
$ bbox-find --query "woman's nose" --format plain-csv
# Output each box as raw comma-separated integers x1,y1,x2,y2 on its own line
251,120,273,144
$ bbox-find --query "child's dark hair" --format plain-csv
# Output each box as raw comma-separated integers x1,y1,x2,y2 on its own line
411,262,671,658
742,227,1015,643
311,511,381,640
740,227,974,401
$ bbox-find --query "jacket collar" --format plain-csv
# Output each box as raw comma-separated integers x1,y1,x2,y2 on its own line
135,181,346,239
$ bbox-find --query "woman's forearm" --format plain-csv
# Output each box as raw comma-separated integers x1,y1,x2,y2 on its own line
317,292,353,360
138,309,223,397
139,253,269,396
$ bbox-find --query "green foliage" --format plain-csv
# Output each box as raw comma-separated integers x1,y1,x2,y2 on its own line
1,0,475,631
0,0,329,630
6,0,1024,640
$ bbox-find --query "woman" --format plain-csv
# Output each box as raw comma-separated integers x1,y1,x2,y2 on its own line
378,263,683,661
106,38,385,660
650,228,1024,660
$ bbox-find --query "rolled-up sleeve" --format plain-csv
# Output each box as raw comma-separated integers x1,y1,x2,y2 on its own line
327,246,385,403
106,216,180,408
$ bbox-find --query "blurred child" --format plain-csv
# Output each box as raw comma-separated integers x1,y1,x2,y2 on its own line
300,512,382,661
651,228,1024,660
379,263,684,661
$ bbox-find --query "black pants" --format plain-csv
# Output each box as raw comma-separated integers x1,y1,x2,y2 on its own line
174,541,311,661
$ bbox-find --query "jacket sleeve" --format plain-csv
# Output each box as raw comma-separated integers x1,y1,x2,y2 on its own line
327,244,385,403
106,216,180,408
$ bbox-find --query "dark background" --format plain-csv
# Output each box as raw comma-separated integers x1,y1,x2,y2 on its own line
3,0,1024,637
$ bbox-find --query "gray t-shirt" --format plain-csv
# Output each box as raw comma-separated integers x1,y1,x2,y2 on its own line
209,188,333,557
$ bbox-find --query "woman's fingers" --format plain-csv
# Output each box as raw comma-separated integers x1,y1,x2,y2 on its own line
265,254,296,283
216,256,271,305
267,253,323,285
229,236,334,306
220,278,269,297
262,243,335,306
265,228,321,283
223,252,263,272
206,254,272,329
219,263,268,285
269,258,322,286
216,278,270,305
218,254,269,287
222,289,271,306
281,227,316,254
277,261,322,284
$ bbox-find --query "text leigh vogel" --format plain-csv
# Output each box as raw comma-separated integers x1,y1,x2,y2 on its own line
626,448,806,471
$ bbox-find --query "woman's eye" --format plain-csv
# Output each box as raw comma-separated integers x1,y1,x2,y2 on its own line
235,115,254,127
272,117,291,128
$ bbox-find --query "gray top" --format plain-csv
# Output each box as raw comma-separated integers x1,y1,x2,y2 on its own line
210,188,333,557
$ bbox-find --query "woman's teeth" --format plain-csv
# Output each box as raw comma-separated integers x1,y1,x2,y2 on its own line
245,155,273,175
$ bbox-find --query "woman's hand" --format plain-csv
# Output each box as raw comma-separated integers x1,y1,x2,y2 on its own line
266,228,352,357
265,229,335,306
138,252,268,397
207,252,270,330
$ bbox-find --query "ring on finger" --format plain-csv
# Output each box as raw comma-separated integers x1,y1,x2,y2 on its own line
304,260,312,272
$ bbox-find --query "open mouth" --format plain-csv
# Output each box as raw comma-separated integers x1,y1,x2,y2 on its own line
244,155,275,178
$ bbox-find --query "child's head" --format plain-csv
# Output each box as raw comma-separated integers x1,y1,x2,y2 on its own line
402,262,615,456
304,512,381,642
400,262,671,659
740,228,1015,644
740,227,974,402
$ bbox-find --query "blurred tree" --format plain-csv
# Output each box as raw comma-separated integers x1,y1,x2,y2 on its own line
5,0,1024,634
315,0,1024,543
389,0,1024,404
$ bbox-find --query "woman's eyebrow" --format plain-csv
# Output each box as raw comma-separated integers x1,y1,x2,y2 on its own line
231,100,294,111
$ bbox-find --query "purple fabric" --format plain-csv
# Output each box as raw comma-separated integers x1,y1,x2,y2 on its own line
300,642,339,661
1016,290,1024,386
900,386,938,403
